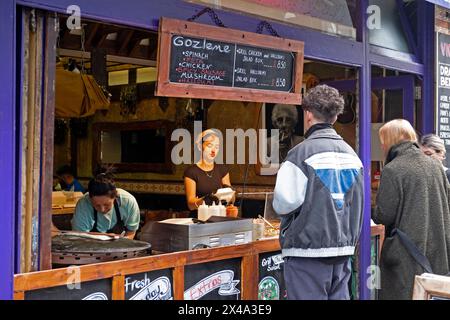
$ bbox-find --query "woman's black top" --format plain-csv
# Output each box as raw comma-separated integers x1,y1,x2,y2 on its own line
184,164,229,205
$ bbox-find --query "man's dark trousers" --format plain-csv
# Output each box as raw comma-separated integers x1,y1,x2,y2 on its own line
284,256,352,300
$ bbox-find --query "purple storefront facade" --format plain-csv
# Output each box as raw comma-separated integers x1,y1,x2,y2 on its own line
0,0,442,299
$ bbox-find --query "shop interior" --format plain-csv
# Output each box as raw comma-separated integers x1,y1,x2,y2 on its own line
42,15,417,267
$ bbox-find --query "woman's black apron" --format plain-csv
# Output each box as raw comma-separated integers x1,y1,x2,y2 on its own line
90,199,127,234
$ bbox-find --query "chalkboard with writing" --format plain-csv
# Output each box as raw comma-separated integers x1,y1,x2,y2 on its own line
184,258,241,300
169,35,234,87
157,18,304,104
25,278,111,300
258,251,287,300
124,269,173,300
169,35,294,92
437,32,450,168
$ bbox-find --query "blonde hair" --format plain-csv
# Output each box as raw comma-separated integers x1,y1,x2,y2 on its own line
379,119,417,151
195,129,220,151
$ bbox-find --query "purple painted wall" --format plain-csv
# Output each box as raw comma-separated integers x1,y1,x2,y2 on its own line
426,0,450,9
325,76,416,124
16,0,364,66
0,0,16,300
418,0,436,134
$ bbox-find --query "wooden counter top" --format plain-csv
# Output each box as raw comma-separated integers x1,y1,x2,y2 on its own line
14,226,385,300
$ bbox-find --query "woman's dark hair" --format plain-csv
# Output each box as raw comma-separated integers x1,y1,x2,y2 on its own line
88,166,117,198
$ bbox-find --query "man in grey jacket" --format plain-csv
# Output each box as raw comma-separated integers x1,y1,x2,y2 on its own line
273,85,364,300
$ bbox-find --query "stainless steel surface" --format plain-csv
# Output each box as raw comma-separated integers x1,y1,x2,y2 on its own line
138,216,253,253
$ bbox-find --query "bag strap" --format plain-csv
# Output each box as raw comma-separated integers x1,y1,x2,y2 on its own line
391,228,433,274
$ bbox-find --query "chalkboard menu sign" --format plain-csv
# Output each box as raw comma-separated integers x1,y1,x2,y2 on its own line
157,18,304,104
169,35,294,92
184,258,241,300
437,32,450,167
25,279,111,300
258,251,287,300
124,269,173,300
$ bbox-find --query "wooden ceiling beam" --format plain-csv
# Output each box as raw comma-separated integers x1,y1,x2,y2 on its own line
84,23,100,49
118,30,135,55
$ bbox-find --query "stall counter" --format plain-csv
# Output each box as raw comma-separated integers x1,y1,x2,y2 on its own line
14,226,384,300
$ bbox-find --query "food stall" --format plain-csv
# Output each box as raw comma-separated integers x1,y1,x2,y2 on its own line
13,11,387,301
6,0,435,301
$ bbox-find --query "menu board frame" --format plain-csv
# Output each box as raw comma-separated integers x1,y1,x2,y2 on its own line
156,17,304,104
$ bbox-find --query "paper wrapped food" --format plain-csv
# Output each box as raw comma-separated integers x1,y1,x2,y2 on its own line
213,187,235,204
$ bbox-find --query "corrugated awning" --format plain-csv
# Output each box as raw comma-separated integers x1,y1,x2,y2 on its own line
427,0,450,9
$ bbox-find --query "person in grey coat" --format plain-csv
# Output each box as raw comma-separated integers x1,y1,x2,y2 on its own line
373,119,450,300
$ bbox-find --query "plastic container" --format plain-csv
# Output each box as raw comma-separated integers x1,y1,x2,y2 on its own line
218,203,226,217
197,201,210,221
252,219,265,241
226,205,239,218
209,202,220,217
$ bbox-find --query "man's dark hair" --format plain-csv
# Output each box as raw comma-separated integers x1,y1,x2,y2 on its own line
88,166,117,198
302,84,345,123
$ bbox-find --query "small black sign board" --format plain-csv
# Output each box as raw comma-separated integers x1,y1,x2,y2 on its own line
25,278,111,300
258,251,287,300
124,269,173,300
169,35,294,92
437,32,450,167
184,258,241,300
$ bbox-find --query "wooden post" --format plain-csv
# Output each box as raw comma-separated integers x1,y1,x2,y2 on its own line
112,275,125,300
24,9,37,273
241,254,258,300
173,266,184,300
39,11,57,271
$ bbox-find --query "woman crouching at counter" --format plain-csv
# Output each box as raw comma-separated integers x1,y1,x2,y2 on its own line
184,129,231,214
71,168,140,239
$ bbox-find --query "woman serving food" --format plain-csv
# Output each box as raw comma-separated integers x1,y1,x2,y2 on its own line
184,129,232,214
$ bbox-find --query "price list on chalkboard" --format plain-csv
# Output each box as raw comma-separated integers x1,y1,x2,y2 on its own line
437,32,450,168
169,35,294,92
233,44,293,91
